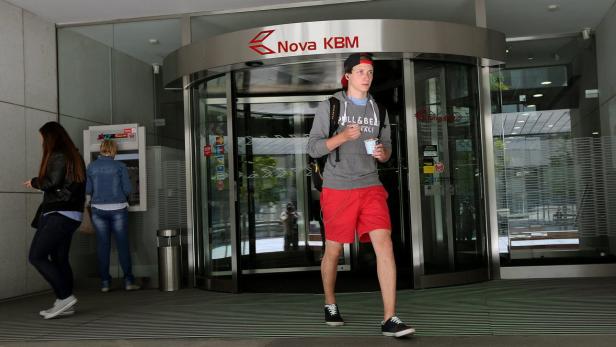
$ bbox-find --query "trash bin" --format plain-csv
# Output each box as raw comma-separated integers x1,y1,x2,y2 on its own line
157,229,181,291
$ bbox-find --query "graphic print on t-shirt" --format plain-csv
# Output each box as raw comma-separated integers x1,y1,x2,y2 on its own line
339,100,379,134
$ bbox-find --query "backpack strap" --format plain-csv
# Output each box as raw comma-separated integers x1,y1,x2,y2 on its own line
328,97,341,162
375,101,387,138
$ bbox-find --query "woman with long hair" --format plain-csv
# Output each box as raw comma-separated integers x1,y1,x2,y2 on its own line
24,121,85,319
86,139,139,292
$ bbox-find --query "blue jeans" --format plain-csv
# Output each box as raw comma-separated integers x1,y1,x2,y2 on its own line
29,213,80,299
91,207,134,283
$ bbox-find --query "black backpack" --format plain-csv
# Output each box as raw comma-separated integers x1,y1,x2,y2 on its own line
309,97,387,191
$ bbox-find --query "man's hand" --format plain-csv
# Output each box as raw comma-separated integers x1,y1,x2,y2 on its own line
372,143,390,162
23,180,33,189
340,123,361,141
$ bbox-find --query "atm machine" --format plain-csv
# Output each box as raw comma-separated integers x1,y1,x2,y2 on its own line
83,124,147,212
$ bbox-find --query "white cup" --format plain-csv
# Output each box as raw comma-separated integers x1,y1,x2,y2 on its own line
364,138,377,155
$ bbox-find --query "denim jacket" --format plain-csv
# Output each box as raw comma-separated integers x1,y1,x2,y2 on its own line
86,156,132,204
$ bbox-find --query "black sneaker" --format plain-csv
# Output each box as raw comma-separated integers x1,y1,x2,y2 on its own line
324,304,345,326
381,316,415,337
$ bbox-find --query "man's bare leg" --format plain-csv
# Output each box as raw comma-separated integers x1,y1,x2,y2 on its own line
321,240,343,304
369,229,396,320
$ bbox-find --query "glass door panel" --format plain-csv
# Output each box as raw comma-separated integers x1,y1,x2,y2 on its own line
413,60,488,285
236,99,351,273
195,75,237,291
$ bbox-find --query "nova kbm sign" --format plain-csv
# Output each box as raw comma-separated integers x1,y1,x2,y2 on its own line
249,29,360,55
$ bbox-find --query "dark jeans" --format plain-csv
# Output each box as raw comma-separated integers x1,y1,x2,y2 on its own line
91,207,134,283
29,213,80,300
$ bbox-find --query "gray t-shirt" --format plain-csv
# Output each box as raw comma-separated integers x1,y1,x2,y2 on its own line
307,91,392,190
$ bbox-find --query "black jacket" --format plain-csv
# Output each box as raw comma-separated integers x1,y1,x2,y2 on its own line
31,152,86,228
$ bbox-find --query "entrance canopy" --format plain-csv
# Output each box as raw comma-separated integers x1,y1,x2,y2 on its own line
162,19,506,87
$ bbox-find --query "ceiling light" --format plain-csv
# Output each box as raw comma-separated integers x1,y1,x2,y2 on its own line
528,56,534,61
592,131,599,135
148,38,159,44
245,60,264,67
527,104,536,108
547,124,554,127
511,132,518,135
514,126,521,129
506,49,510,53
547,4,560,11
533,94,543,98
541,81,552,85
521,113,530,116
517,120,526,123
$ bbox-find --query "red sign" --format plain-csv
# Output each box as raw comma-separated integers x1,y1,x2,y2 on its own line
97,128,136,141
435,162,445,173
203,145,212,157
249,29,360,56
415,107,460,123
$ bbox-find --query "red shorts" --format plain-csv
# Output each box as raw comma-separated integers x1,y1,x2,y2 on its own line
320,185,391,243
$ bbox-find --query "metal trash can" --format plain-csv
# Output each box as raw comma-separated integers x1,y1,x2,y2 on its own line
157,229,181,291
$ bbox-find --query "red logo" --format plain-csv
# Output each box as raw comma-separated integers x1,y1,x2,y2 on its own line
249,29,275,55
415,107,461,123
248,28,360,55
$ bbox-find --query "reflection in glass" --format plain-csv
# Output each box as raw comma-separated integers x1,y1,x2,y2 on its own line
236,101,327,270
235,62,342,95
198,77,233,276
491,36,616,266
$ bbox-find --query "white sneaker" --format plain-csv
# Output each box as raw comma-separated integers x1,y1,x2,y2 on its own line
40,298,77,317
39,308,75,317
42,295,77,319
125,283,141,291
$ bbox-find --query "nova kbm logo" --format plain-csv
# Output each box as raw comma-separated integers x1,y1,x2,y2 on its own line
248,29,359,56
248,29,276,55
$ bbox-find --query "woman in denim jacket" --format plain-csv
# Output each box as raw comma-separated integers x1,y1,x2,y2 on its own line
86,140,140,292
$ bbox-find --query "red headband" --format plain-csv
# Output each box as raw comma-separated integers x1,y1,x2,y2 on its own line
341,57,373,88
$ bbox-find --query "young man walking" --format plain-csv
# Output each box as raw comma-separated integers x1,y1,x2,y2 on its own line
307,53,415,337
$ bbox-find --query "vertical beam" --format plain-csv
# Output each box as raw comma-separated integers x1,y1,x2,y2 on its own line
439,67,455,271
475,0,502,279
226,72,239,293
181,15,197,287
404,59,425,287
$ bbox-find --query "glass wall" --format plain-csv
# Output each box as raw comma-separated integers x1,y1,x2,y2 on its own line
57,19,185,283
58,19,184,151
491,35,616,266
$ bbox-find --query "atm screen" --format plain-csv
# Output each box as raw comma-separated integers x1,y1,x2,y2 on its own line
115,153,139,161
121,159,140,206
116,151,140,206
